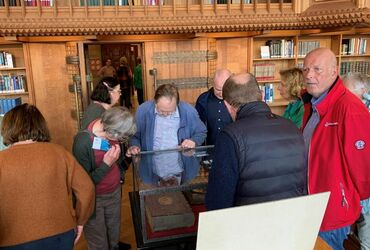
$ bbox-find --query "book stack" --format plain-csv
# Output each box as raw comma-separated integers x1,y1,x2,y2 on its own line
80,0,99,6
8,0,21,6
0,97,22,115
146,0,162,5
24,0,37,6
40,0,53,6
0,74,27,93
119,0,128,5
0,52,14,69
259,84,274,103
341,38,367,55
340,61,369,75
265,39,294,58
253,63,275,81
298,41,320,57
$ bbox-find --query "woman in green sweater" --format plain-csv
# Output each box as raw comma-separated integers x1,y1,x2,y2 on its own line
278,68,305,128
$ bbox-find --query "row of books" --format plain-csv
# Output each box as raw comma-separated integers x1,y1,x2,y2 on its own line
0,74,27,93
253,63,275,81
0,0,253,6
341,38,367,56
24,0,52,6
340,61,369,75
204,0,252,3
0,51,14,69
79,0,159,5
259,84,274,103
297,41,320,57
261,39,294,58
0,97,22,115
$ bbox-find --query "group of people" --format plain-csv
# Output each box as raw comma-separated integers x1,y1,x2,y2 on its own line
205,48,370,250
0,47,369,250
98,57,144,108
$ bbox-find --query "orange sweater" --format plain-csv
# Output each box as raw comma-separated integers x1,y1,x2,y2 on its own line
0,142,95,247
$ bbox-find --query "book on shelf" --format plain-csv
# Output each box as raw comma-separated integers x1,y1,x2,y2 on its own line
119,0,128,5
298,41,320,57
232,0,252,3
0,52,14,69
24,0,37,6
80,0,100,6
260,46,270,59
40,0,53,6
145,192,195,232
253,62,275,81
340,61,369,76
0,74,27,93
0,97,22,115
259,83,274,103
264,39,294,58
341,38,367,55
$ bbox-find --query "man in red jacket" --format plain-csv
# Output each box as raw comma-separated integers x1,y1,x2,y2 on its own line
301,48,370,250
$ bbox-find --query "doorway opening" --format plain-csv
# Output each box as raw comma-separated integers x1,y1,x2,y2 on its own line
83,42,144,111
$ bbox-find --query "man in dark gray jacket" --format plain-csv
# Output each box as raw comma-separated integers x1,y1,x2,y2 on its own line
206,73,307,210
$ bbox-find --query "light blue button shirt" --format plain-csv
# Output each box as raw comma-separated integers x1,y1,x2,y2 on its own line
153,107,183,179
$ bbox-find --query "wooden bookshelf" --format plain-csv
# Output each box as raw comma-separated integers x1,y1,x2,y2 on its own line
339,35,370,76
0,44,33,105
251,36,298,115
250,33,370,115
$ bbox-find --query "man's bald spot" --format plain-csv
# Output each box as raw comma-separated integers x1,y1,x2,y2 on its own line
229,73,254,86
214,69,232,84
305,48,337,68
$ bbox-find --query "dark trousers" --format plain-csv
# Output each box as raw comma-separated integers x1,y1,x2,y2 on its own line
136,88,144,105
84,187,121,250
0,229,74,250
120,88,132,109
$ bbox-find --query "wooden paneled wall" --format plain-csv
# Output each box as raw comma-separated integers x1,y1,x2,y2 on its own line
143,38,210,105
28,43,76,151
216,37,251,75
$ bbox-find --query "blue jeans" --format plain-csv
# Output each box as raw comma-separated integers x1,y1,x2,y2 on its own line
319,226,350,250
358,213,370,250
0,229,74,250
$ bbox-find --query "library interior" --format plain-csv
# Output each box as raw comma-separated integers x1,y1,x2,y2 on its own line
0,1,369,250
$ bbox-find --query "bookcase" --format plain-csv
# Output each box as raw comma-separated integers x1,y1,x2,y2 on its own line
339,35,370,76
251,36,297,115
0,43,33,112
251,33,369,115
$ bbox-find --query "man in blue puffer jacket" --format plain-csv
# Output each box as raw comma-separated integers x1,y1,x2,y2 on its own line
206,73,307,210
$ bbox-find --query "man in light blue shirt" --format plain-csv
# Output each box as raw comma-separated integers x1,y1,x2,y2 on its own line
127,83,207,156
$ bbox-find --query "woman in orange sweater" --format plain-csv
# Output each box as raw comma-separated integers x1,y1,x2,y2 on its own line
0,104,95,250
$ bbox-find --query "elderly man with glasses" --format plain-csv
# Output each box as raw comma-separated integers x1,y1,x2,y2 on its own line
126,83,206,156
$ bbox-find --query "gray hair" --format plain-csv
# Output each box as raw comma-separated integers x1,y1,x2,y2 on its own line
101,106,136,141
342,73,369,95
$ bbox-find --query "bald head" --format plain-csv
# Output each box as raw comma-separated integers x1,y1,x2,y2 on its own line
213,69,232,99
222,73,262,109
303,48,338,98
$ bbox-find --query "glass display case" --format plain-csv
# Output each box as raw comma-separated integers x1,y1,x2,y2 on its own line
129,146,214,248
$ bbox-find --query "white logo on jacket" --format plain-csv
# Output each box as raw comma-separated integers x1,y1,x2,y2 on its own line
355,140,365,150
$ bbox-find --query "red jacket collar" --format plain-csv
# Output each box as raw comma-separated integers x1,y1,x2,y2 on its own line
301,77,346,128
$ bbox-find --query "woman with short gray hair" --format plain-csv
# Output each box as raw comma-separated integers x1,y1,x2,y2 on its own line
72,106,136,250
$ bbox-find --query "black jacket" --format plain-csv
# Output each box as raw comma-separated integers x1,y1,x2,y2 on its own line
224,101,307,206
